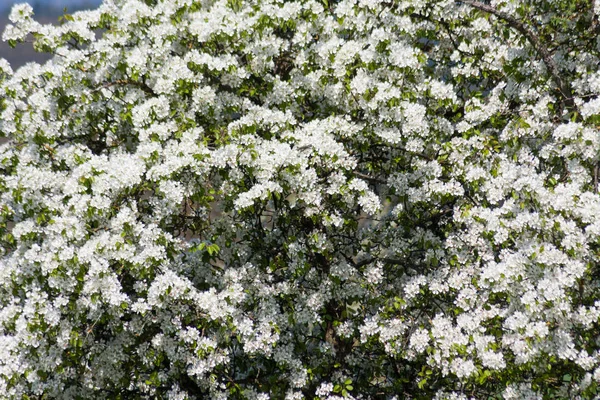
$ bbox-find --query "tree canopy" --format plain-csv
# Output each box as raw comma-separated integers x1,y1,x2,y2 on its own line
1,0,600,398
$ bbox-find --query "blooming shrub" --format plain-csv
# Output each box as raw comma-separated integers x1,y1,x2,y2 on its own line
1,0,600,398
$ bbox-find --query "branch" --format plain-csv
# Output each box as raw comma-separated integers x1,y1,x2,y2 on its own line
459,0,577,114
353,171,387,185
411,13,469,57
94,79,155,95
353,256,406,269
595,163,598,193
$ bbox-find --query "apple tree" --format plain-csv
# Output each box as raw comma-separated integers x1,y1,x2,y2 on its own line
1,0,600,398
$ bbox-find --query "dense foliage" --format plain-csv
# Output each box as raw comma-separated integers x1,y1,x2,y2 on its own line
2,0,600,398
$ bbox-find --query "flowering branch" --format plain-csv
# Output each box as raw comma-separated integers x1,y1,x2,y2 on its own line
459,0,577,114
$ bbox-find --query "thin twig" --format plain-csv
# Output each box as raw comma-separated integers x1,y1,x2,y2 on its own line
594,164,598,193
93,79,155,95
353,171,387,185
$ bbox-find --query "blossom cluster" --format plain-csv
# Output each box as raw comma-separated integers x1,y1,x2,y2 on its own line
1,0,600,398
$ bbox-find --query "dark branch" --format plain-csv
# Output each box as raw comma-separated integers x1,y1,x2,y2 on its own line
94,79,155,95
353,171,387,185
354,256,406,269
